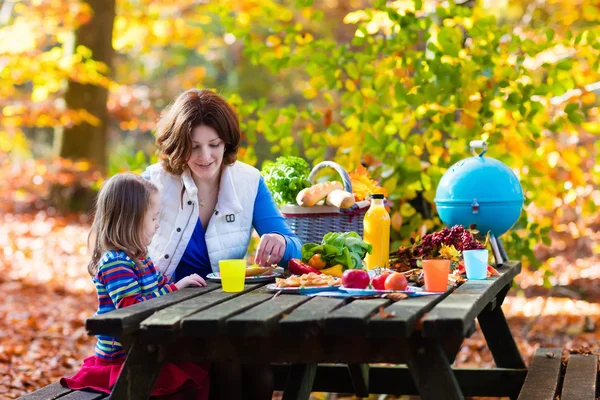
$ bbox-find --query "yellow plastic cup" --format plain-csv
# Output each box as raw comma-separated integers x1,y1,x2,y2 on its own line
422,259,450,292
219,259,246,293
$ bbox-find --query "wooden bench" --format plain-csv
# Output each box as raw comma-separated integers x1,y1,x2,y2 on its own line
517,347,598,400
16,382,107,400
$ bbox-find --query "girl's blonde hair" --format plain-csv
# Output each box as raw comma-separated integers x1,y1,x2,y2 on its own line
87,173,158,276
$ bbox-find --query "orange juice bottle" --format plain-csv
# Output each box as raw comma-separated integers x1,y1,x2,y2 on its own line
363,194,390,270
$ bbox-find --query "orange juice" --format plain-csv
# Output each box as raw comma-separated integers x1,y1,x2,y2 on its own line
363,194,390,270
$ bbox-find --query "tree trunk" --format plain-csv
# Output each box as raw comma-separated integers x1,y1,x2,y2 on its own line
58,0,115,172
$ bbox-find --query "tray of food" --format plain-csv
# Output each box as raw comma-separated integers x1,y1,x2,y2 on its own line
266,272,342,294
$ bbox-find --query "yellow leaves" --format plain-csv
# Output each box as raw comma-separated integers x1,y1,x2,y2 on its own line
582,121,600,134
295,33,313,45
309,75,326,90
439,244,461,262
345,79,357,92
344,10,369,24
384,176,398,194
581,91,596,106
302,87,318,99
404,155,422,172
547,151,561,168
0,20,37,54
349,165,388,201
152,20,172,38
400,202,416,218
236,12,251,27
31,87,49,102
266,35,281,47
391,211,403,232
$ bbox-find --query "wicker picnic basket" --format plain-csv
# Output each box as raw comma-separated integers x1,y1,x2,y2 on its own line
280,161,370,245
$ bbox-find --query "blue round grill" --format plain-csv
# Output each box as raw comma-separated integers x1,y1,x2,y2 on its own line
434,141,524,237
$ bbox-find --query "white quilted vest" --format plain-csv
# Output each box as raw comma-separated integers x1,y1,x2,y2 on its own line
144,161,260,278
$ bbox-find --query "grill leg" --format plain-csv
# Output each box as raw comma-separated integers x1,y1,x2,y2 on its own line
490,234,505,266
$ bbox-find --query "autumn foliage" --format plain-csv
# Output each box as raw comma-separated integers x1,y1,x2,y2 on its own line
2,0,600,398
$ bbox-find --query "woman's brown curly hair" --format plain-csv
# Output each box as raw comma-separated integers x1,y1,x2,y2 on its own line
155,89,241,175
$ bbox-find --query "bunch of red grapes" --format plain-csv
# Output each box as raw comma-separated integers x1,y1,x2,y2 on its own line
414,225,484,258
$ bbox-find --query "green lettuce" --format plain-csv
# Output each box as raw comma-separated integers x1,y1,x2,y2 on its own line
261,156,311,206
301,231,372,270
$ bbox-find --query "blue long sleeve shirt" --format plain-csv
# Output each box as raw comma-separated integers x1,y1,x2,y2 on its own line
175,177,302,280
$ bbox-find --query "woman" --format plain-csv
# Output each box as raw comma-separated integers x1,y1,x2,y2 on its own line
144,88,302,399
144,88,301,281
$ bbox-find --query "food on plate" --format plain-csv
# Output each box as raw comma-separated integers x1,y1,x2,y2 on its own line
371,271,391,290
275,273,341,288
288,259,321,275
301,231,372,271
342,269,370,289
296,181,343,207
325,189,355,209
307,254,327,269
245,265,275,277
320,264,343,277
384,272,408,291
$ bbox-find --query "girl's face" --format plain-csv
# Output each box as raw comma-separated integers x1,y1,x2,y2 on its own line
143,193,161,246
187,125,225,182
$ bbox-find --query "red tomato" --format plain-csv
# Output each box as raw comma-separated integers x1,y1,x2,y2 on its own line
384,272,408,291
371,272,390,290
342,269,370,289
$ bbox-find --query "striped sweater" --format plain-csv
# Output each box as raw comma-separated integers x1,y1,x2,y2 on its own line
92,250,178,361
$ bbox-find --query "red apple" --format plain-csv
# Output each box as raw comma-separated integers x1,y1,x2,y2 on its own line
342,269,370,289
371,272,391,290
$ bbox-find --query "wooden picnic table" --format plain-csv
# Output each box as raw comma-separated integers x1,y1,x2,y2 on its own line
86,260,525,400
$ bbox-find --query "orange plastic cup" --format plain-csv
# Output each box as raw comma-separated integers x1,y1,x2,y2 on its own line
422,259,450,292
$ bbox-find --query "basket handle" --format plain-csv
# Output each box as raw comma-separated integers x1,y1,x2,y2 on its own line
308,161,353,193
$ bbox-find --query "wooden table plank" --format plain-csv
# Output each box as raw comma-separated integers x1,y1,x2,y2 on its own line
325,299,391,335
279,297,346,336
227,295,312,336
86,283,220,336
181,292,273,336
368,290,451,338
561,354,598,400
421,261,521,337
139,284,264,342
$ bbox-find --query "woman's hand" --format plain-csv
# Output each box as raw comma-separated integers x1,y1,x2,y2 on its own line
255,233,286,266
175,273,207,289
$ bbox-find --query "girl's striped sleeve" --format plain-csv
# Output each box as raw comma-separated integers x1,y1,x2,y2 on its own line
98,259,177,309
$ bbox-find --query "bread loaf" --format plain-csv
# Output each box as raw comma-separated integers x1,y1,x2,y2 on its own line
296,181,343,207
246,266,275,277
325,189,355,209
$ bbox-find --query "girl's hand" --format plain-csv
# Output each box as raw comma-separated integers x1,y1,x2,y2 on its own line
255,233,286,267
175,273,207,289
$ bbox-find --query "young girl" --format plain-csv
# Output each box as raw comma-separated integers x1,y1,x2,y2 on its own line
61,173,210,399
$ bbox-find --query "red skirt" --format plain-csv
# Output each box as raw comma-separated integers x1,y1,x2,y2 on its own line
60,356,210,399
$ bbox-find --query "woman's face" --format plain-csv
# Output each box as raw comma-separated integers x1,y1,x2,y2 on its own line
187,125,225,182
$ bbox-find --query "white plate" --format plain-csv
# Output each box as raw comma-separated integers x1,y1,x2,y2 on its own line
339,285,441,296
265,283,341,294
207,269,282,284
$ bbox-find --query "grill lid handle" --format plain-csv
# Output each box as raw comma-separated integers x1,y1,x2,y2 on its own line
470,140,487,157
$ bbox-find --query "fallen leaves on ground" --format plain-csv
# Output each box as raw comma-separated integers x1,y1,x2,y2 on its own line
0,280,96,398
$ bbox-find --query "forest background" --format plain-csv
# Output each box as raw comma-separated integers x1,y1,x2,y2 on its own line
1,0,600,398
